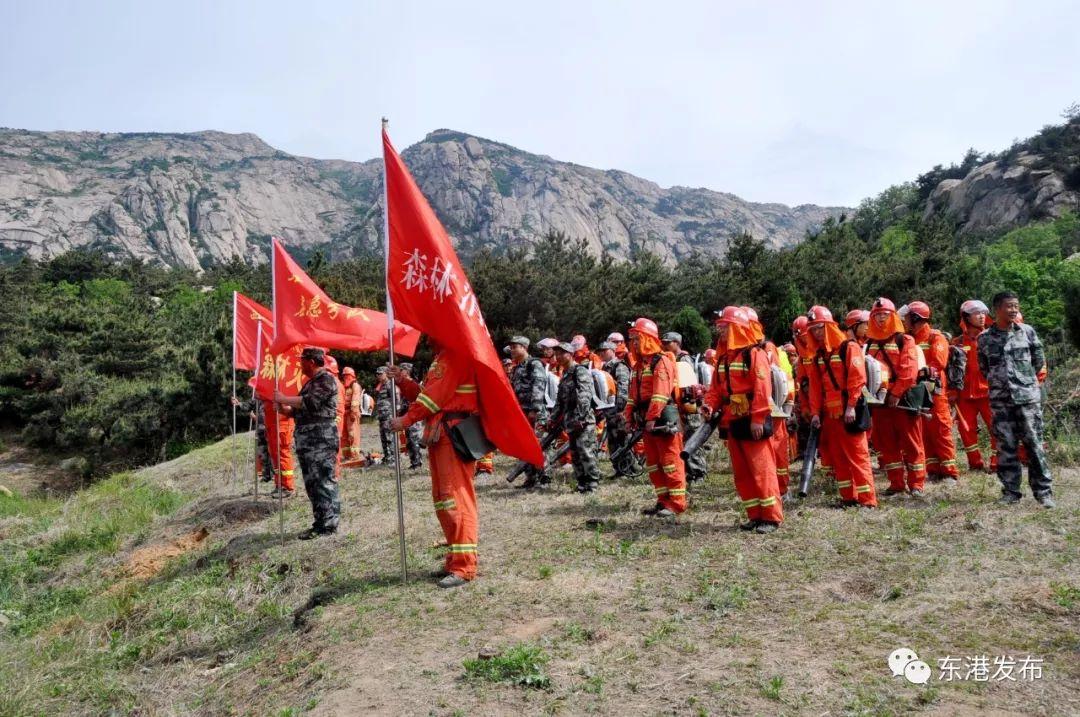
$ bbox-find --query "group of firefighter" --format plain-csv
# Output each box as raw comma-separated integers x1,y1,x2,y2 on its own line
491,293,1054,539
248,291,1053,587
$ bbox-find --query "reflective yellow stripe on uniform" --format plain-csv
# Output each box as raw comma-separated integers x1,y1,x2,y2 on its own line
836,480,853,488
455,384,477,394
855,485,873,493
742,498,760,507
448,543,477,554
907,462,925,471
662,463,677,474
669,488,686,496
654,486,670,495
645,464,658,473
433,498,457,511
759,496,777,507
417,392,440,413
883,462,903,471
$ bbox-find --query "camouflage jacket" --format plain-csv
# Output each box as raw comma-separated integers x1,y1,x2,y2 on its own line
375,380,401,420
555,364,597,429
602,358,631,409
511,357,548,413
295,369,339,425
977,322,1045,405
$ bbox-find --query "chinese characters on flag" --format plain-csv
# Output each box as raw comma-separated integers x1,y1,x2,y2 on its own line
252,323,306,401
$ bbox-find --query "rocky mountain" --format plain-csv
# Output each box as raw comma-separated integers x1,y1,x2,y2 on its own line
0,128,844,270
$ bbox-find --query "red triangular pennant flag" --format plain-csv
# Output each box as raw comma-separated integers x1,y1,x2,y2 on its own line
268,238,421,356
383,128,543,466
252,323,306,400
233,292,272,371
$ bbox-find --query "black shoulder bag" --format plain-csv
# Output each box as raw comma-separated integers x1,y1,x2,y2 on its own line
726,347,774,441
822,340,871,434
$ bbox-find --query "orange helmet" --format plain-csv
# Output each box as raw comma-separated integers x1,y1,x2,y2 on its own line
342,366,356,377
791,315,808,335
741,306,759,322
704,348,717,362
628,317,659,340
714,306,750,328
907,301,931,320
960,299,989,317
844,309,870,329
806,306,834,325
325,355,339,373
870,297,896,316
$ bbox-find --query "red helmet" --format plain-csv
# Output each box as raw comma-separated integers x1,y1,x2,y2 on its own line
741,306,759,322
844,309,870,328
325,355,339,372
714,306,750,328
960,299,989,316
342,366,356,377
871,297,896,316
791,315,808,335
806,306,834,325
907,301,931,320
704,348,717,361
628,317,659,340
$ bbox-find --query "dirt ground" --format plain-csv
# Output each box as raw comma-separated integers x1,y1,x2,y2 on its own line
2,423,1078,716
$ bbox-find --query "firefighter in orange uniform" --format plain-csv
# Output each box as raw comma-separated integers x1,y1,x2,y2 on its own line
341,367,364,466
806,306,878,508
906,301,959,483
844,309,870,348
390,345,481,588
264,399,296,498
626,317,687,517
792,315,827,476
867,298,927,495
952,300,997,472
702,306,782,532
744,307,793,499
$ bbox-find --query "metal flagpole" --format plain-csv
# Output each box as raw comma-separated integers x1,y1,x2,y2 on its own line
254,323,263,503
383,117,409,585
274,354,285,546
231,292,238,488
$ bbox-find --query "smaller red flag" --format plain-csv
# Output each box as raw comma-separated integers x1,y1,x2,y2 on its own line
252,323,306,401
268,238,421,356
233,292,272,371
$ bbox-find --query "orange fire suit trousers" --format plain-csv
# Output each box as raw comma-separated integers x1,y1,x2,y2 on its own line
820,417,877,506
770,420,791,495
266,419,296,491
727,436,783,523
341,412,363,464
644,432,687,513
924,394,959,477
870,406,926,491
429,434,478,580
955,397,997,470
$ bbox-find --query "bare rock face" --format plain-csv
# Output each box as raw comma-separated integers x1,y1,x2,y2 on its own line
924,152,1080,232
0,128,844,269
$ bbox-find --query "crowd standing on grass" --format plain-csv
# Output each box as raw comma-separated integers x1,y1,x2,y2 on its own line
250,291,1054,587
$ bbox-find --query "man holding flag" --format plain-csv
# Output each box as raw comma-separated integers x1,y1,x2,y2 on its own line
382,123,543,586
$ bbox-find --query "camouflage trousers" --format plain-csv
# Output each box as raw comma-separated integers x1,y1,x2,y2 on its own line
405,423,424,467
570,423,600,491
681,410,708,481
524,410,550,486
990,401,1052,498
256,429,273,482
378,418,395,463
295,422,342,532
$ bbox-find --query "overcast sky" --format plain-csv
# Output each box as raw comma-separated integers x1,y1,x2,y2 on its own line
2,0,1078,207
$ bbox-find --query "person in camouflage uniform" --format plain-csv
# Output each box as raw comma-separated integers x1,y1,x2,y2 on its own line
599,341,635,477
374,366,400,465
234,394,273,483
275,347,342,538
663,331,708,483
553,342,600,492
508,336,551,490
399,363,425,469
977,292,1054,508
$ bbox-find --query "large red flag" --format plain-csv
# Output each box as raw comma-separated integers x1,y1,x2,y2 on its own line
233,292,272,371
268,237,421,356
252,323,306,401
383,129,543,466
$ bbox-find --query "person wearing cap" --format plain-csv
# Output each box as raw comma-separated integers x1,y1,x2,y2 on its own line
374,366,401,466
663,330,708,484
791,315,825,473
537,337,562,378
607,332,632,367
397,363,425,470
907,301,959,483
805,307,878,509
389,339,482,587
978,292,1053,508
950,300,996,472
571,334,602,370
627,318,687,517
552,341,601,492
508,336,552,490
844,310,870,348
275,347,342,539
340,367,364,467
867,298,928,496
701,307,782,532
599,340,635,477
